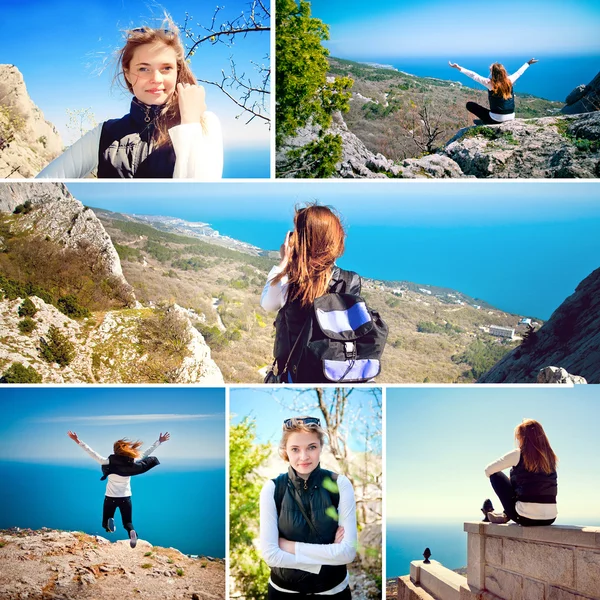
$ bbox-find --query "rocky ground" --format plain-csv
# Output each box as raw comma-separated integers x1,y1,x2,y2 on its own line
0,528,224,600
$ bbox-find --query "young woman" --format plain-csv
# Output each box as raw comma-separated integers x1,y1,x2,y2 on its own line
67,430,170,547
37,25,223,179
260,416,357,600
260,204,362,383
448,58,539,124
482,419,557,526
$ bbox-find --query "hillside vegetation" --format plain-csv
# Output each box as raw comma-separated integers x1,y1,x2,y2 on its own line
328,57,563,161
100,213,539,383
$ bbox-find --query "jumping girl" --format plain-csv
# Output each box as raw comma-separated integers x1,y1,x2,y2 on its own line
38,24,223,179
67,430,170,547
448,58,538,124
260,204,362,383
482,419,557,526
260,416,357,600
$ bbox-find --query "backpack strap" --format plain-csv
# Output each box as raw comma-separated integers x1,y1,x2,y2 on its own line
329,268,361,295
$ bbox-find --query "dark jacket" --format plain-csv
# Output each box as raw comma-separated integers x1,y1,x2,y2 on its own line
100,453,160,480
488,89,515,115
98,98,176,178
270,466,346,594
273,267,361,382
510,456,557,504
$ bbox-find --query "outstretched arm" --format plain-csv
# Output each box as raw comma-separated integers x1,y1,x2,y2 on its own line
450,62,491,89
509,60,534,84
67,431,108,465
140,432,170,459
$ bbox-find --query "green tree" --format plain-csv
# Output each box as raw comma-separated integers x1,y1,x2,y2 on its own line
18,297,37,318
40,325,75,367
276,0,353,177
230,417,271,599
0,363,43,384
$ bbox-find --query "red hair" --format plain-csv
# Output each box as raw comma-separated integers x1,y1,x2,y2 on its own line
273,204,346,307
490,63,513,100
113,438,143,459
515,419,557,474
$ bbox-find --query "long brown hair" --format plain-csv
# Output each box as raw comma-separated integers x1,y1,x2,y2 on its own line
515,419,557,474
117,21,198,148
279,416,328,462
273,204,346,307
113,438,143,459
490,63,513,99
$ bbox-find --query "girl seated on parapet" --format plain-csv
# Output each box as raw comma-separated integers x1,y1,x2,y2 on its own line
448,58,538,125
482,418,557,526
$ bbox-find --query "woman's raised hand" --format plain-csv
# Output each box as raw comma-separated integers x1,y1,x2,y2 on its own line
159,432,171,443
448,61,460,70
67,431,80,444
177,83,207,124
279,231,293,266
527,58,539,65
334,526,345,543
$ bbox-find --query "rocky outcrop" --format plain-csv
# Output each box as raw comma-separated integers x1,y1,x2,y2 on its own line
278,110,600,179
561,70,600,115
479,267,600,384
0,65,63,178
536,366,587,384
0,528,224,600
0,182,129,286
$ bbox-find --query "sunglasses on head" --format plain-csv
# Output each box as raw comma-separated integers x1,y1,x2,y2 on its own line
283,417,321,428
128,27,175,37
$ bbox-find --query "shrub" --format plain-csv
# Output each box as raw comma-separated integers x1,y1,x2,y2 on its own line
13,200,34,215
18,317,36,334
141,563,152,569
176,568,184,577
0,363,43,383
18,297,37,317
57,294,91,318
40,325,75,367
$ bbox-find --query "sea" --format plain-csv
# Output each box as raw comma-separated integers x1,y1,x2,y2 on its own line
353,55,600,102
223,147,270,178
0,461,226,558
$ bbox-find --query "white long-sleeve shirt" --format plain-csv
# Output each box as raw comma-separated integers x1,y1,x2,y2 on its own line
261,264,289,312
36,112,223,179
77,439,161,498
485,448,557,520
259,474,357,594
458,62,529,122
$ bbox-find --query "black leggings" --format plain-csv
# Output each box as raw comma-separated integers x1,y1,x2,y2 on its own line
489,472,555,526
267,583,351,600
102,496,134,533
466,102,503,125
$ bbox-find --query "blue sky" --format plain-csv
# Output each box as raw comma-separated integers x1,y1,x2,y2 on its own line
68,181,600,320
309,0,600,58
2,0,270,150
230,387,382,454
0,387,226,467
387,386,600,523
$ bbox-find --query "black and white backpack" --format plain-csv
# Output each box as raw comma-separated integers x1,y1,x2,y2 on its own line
281,270,388,383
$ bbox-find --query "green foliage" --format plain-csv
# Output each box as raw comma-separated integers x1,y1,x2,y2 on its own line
40,325,75,367
0,362,43,384
18,317,36,334
57,295,91,319
0,104,25,151
18,297,37,317
195,323,242,351
113,242,142,262
171,257,209,271
230,417,271,599
141,563,153,569
417,321,463,335
230,278,250,290
282,134,343,178
176,568,184,577
452,338,512,379
144,240,178,263
13,200,34,215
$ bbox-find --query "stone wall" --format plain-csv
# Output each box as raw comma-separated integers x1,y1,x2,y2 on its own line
464,522,600,600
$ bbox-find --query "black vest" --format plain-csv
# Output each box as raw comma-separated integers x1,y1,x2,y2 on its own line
98,98,176,178
273,267,361,383
100,453,160,480
510,456,557,504
488,89,515,115
270,466,347,593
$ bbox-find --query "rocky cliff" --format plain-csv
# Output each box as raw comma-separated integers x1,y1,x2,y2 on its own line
0,65,63,178
0,528,224,600
561,70,600,115
479,267,600,384
277,110,600,178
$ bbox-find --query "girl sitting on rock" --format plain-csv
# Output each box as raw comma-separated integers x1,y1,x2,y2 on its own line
37,22,222,179
448,59,538,125
67,430,169,547
482,418,557,526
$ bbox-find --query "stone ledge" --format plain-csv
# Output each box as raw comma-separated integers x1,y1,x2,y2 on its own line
464,522,600,549
411,560,466,600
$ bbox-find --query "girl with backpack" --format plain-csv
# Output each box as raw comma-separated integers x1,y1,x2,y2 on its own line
261,204,386,383
259,416,357,600
37,23,222,179
448,58,538,125
67,430,170,547
482,419,557,526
